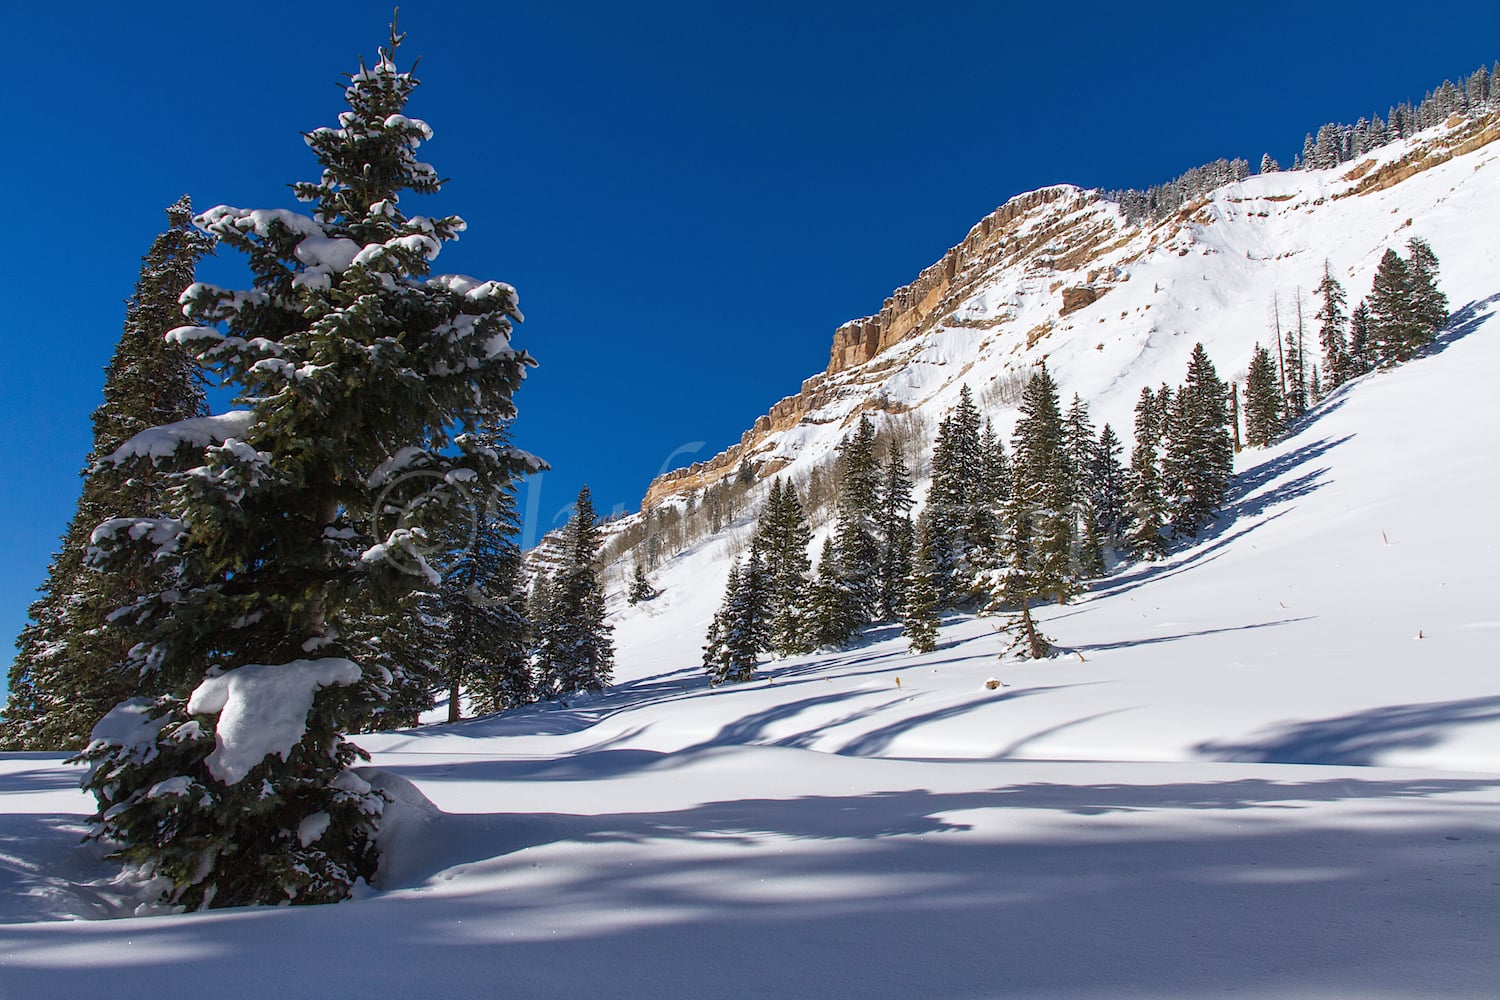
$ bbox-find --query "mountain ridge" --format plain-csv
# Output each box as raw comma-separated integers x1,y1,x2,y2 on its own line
639,109,1500,513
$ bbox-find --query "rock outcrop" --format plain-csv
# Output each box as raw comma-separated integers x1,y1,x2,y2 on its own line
640,184,1131,510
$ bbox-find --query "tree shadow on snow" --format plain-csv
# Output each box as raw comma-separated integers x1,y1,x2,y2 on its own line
5,772,1499,998
1197,695,1500,766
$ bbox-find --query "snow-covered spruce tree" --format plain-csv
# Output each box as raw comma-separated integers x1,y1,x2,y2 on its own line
833,414,881,622
995,457,1054,661
1062,394,1097,494
1347,300,1374,376
1009,364,1076,605
923,385,989,605
627,563,657,606
875,444,915,623
1091,423,1127,542
1124,386,1168,560
754,478,813,657
713,544,772,685
810,537,861,649
1314,261,1350,391
902,520,941,654
1368,248,1418,366
1405,237,1448,342
2,198,214,751
536,486,614,697
1164,344,1233,538
702,562,737,679
1243,344,1283,448
76,32,540,909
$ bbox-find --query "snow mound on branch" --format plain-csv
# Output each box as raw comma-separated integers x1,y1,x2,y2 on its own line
292,236,362,291
104,411,255,466
187,659,362,785
87,698,170,758
196,206,324,239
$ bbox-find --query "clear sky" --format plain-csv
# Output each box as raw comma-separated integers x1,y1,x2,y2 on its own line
2,0,1497,690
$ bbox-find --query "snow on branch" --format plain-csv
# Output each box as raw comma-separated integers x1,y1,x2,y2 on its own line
104,411,256,466
187,659,363,786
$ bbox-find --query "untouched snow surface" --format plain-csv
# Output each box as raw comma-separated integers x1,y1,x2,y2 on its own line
3,124,1499,996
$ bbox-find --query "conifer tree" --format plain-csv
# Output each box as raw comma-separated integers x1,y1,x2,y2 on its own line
627,563,657,605
996,479,1053,660
981,419,1011,513
1009,364,1075,604
901,521,941,654
924,385,988,603
1348,300,1374,375
1163,344,1233,537
833,415,881,621
1125,386,1168,560
748,477,813,656
3,197,214,750
1077,505,1107,580
875,445,915,622
1405,237,1448,340
431,462,533,720
1244,344,1283,448
810,537,860,649
1369,248,1418,365
1284,296,1308,418
1314,261,1350,390
76,28,540,909
722,544,771,683
702,563,737,679
537,486,614,696
1062,394,1098,490
1092,423,1128,541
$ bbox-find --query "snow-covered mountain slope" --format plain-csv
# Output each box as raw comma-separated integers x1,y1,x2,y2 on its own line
2,114,1498,999
642,112,1500,507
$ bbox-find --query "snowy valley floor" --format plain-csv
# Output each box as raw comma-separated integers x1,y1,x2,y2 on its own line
2,309,1499,997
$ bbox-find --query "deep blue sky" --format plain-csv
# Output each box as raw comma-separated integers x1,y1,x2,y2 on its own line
2,1,1497,687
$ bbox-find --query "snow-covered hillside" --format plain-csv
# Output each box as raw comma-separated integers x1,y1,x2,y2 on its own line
639,113,1500,511
2,117,1498,998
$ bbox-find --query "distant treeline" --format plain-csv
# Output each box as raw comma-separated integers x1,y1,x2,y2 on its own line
1108,61,1500,225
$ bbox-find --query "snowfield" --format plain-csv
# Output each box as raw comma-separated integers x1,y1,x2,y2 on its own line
3,124,1499,997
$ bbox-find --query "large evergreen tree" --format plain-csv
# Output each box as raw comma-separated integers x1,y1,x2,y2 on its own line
875,445,915,623
1163,344,1233,538
1008,364,1075,605
709,544,771,685
809,537,860,649
924,385,989,603
1369,248,1422,365
76,29,540,909
1243,344,1283,448
1404,237,1449,341
833,414,881,621
752,477,814,656
1091,422,1128,541
2,197,214,750
1124,386,1168,560
537,486,614,696
901,521,941,654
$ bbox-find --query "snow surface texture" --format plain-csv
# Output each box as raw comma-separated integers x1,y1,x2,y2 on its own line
1,123,1498,997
